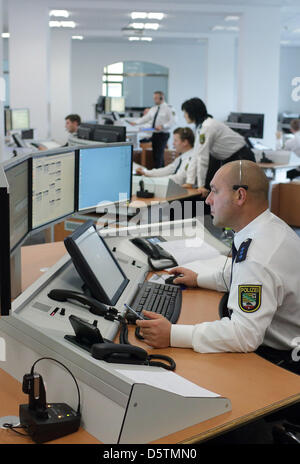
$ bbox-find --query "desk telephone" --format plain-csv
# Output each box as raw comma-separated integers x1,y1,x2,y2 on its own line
130,236,178,270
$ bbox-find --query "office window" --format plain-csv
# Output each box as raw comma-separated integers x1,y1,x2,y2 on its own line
102,61,169,105
102,62,124,97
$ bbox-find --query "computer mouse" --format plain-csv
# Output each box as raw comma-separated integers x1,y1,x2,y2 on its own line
165,275,181,285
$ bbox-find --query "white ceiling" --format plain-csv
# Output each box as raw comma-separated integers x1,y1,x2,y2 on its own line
3,0,300,46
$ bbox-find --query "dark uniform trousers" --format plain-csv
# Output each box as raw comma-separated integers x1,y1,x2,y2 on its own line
151,132,170,168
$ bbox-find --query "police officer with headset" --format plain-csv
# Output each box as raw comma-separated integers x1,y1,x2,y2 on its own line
136,160,300,376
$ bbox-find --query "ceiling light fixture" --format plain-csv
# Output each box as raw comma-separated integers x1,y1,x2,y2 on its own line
128,37,140,41
144,23,159,30
1,32,10,38
49,10,70,18
225,15,240,21
141,37,153,41
129,22,145,29
148,13,164,20
49,20,76,28
131,12,148,20
212,25,225,31
72,35,83,40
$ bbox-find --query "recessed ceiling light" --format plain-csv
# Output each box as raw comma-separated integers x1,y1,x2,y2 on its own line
72,35,83,40
49,10,70,18
144,23,159,30
141,37,153,41
128,36,140,41
212,25,225,31
225,15,240,21
148,13,164,20
49,20,76,28
129,22,145,29
131,12,147,20
1,32,10,38
227,26,240,31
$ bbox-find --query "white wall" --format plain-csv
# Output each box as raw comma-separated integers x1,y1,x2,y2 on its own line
71,41,207,127
278,46,300,115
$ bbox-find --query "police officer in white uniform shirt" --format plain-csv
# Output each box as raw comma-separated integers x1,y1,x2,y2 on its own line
130,91,175,169
136,160,300,374
276,118,300,181
180,98,256,198
135,127,194,185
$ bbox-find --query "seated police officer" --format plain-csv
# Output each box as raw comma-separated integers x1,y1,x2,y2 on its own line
136,160,300,375
135,127,194,186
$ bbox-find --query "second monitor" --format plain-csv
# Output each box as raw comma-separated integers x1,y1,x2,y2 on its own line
77,123,126,143
77,143,132,213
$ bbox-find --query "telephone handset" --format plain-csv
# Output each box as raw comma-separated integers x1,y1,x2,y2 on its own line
130,237,178,270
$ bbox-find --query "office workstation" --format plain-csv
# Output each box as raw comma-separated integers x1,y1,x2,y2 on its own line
1,0,300,448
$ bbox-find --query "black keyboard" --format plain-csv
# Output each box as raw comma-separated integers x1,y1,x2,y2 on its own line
128,281,182,323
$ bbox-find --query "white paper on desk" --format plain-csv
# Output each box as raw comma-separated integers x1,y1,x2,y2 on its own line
159,238,220,266
116,368,220,398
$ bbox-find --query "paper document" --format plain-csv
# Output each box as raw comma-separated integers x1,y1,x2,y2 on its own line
159,238,220,266
116,368,220,398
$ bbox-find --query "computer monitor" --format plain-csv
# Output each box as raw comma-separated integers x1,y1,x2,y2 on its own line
64,221,129,306
105,97,125,113
4,157,30,251
77,143,132,212
31,149,76,230
227,112,264,139
11,108,30,131
0,166,11,316
77,123,126,143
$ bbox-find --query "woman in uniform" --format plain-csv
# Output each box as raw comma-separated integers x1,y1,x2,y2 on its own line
181,98,256,197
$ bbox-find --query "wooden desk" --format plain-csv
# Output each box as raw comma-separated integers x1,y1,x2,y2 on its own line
2,242,300,444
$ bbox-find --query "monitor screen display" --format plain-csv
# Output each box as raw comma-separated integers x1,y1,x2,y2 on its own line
0,167,11,316
5,159,29,250
65,221,128,305
32,150,76,230
78,144,132,212
105,97,125,113
11,108,30,130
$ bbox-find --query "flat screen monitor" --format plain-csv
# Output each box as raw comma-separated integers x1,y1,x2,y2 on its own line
5,158,29,251
31,149,76,230
64,221,129,306
77,123,126,143
227,112,264,139
0,166,11,316
77,143,132,212
105,97,125,113
11,108,30,131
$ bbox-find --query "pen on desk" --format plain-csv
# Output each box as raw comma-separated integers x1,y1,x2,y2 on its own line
124,303,145,320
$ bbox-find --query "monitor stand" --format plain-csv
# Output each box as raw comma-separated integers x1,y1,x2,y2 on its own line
10,248,22,300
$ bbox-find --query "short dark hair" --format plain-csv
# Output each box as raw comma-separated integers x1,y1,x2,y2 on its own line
65,114,81,125
181,98,211,127
173,127,194,147
290,119,300,132
154,91,164,98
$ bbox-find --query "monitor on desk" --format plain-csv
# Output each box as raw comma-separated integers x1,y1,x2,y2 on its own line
4,157,30,251
77,123,126,143
105,97,125,113
77,143,132,212
0,166,11,316
227,112,264,139
31,149,76,230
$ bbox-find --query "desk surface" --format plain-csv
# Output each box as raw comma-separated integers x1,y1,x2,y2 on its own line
130,187,201,207
2,242,300,444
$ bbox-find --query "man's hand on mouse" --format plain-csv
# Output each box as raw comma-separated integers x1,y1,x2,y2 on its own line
167,267,198,287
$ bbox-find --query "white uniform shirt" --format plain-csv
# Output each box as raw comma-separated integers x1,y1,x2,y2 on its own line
144,149,194,185
135,102,175,133
171,209,300,353
277,130,300,157
186,118,246,187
